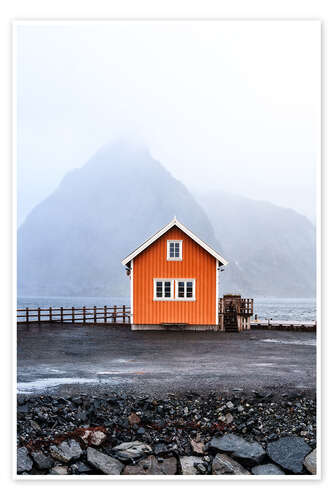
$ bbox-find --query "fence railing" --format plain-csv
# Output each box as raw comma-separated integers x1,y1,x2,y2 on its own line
17,305,131,324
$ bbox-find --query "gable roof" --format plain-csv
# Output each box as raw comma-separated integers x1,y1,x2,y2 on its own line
121,217,228,267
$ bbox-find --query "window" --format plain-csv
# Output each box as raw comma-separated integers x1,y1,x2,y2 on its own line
153,278,195,301
175,279,196,300
154,279,174,300
167,240,182,261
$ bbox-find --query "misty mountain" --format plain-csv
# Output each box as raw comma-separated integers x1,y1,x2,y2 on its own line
17,141,221,297
198,191,316,297
17,142,316,298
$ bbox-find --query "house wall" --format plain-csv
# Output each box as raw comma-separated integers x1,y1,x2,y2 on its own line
132,227,217,325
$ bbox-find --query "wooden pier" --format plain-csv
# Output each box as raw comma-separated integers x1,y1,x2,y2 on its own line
17,305,131,324
251,319,316,332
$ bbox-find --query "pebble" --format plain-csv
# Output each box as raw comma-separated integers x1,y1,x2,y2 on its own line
180,456,206,475
31,450,54,470
112,441,152,462
304,448,316,474
17,447,33,473
212,453,250,475
251,464,285,475
123,455,177,475
87,447,123,474
50,439,83,463
209,433,266,465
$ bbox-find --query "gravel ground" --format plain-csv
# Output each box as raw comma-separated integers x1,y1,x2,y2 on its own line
17,390,316,476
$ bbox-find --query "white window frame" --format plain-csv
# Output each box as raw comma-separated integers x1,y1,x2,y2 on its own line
153,279,174,301
175,279,196,301
167,240,183,261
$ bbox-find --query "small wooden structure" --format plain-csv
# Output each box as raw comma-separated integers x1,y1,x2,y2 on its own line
17,305,130,324
218,295,254,332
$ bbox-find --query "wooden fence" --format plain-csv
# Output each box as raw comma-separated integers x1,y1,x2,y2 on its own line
17,305,131,324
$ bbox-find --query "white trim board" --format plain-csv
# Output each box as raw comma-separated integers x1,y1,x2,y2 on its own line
121,217,228,267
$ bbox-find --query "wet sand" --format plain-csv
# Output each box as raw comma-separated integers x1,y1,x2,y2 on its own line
17,324,316,396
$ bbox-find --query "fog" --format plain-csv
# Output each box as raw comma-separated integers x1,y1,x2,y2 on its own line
17,21,320,226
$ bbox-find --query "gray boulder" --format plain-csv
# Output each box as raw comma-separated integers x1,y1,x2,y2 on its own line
123,455,177,475
112,441,152,462
267,437,311,473
209,433,266,465
87,447,123,474
304,449,316,474
50,439,83,463
212,453,250,475
251,463,285,475
17,447,33,473
31,451,54,470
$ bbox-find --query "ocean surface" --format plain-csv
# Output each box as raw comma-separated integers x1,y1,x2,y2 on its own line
17,296,316,322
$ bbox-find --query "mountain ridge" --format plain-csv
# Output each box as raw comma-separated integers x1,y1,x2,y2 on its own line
18,142,316,298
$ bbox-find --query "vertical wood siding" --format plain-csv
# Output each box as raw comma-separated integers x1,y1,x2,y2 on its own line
133,227,217,325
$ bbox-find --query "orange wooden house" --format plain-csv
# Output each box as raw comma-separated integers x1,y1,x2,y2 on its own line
121,217,228,330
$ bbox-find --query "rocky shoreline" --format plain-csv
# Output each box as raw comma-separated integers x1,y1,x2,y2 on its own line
17,389,317,476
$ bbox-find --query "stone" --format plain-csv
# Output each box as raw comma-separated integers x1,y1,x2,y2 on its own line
87,447,123,474
190,439,205,455
304,449,316,474
267,437,311,473
123,455,177,475
180,456,205,475
31,450,54,470
209,433,266,465
154,442,169,455
81,429,107,446
74,461,94,474
17,447,33,473
225,413,234,424
251,464,285,475
226,401,234,409
212,453,251,475
50,439,83,463
112,441,152,462
49,465,68,475
128,412,141,425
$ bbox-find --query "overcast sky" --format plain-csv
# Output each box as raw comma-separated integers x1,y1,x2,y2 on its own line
17,21,320,225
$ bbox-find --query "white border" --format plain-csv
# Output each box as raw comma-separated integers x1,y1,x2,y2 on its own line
9,18,323,488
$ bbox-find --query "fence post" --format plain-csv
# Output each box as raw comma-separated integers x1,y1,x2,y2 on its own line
60,307,63,323
26,307,29,323
104,305,107,323
49,307,52,322
72,307,75,323
94,306,97,323
83,306,86,324
38,307,41,323
113,306,116,323
123,305,126,323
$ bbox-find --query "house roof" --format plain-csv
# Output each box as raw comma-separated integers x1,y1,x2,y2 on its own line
121,217,228,267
